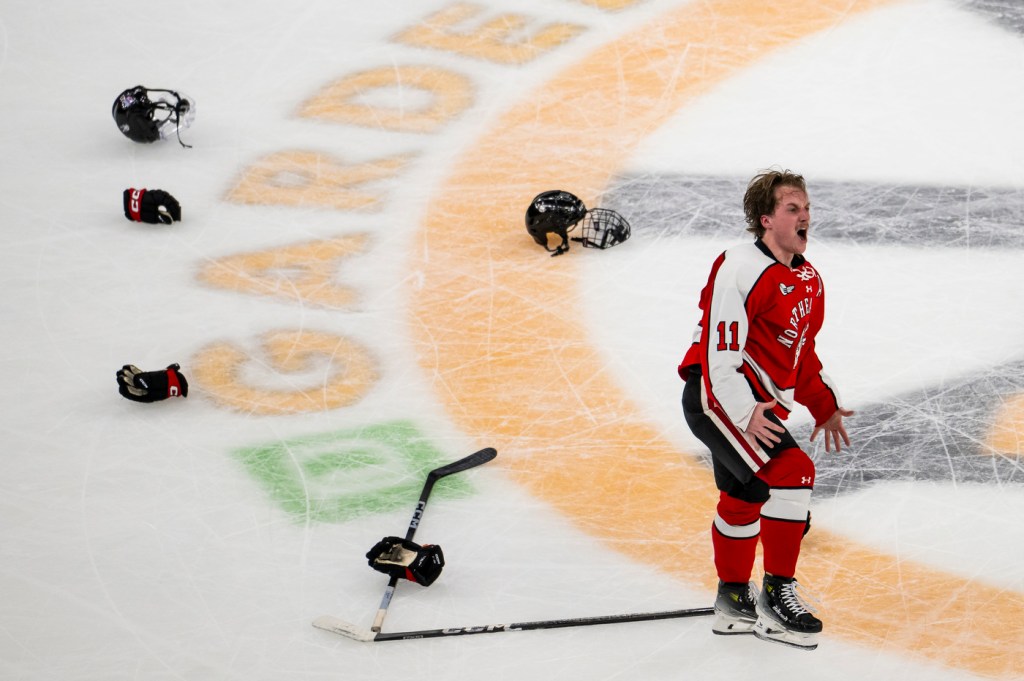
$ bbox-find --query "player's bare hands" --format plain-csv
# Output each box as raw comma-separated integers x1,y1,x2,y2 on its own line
745,399,786,448
810,408,855,453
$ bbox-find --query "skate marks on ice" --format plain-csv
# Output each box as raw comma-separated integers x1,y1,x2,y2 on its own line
819,363,1024,495
409,1,1023,678
604,174,1024,250
963,0,1024,35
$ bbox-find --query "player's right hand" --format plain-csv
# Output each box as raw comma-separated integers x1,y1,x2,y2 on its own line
745,399,785,448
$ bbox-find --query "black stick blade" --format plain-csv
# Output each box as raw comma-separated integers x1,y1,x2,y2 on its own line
427,447,496,482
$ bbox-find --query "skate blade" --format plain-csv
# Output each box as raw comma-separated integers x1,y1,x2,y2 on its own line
752,619,819,650
711,612,756,635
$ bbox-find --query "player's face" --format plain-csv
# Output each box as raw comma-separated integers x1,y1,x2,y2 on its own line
761,185,810,266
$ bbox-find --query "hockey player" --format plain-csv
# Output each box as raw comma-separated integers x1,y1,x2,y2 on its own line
677,169,853,650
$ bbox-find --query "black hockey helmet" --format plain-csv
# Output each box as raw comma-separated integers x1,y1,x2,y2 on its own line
525,190,587,256
112,86,195,146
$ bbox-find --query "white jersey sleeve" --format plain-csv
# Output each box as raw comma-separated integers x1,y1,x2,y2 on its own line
703,245,774,429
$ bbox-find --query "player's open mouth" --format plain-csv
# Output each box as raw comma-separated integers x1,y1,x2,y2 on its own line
797,228,808,240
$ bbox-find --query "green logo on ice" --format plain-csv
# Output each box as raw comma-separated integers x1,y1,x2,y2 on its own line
233,420,476,522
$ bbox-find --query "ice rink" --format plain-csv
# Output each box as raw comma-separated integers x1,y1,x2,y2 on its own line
3,1,1024,679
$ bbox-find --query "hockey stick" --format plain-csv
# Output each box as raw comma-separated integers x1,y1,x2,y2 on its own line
315,606,714,642
370,447,498,632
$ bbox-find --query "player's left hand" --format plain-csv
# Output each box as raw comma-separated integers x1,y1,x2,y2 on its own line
810,408,854,453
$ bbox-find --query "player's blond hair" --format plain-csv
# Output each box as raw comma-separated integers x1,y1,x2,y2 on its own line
744,169,806,238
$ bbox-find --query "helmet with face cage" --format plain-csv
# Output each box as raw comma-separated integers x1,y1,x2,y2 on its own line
571,207,631,250
112,86,195,147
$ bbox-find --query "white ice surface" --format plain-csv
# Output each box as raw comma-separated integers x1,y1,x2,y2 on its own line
1,2,1022,680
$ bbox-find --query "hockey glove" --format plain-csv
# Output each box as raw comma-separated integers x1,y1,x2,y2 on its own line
123,188,181,224
117,363,189,402
366,536,445,586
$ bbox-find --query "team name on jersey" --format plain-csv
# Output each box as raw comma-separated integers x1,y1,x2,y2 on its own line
777,297,814,349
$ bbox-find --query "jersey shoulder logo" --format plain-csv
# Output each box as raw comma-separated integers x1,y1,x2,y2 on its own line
794,264,817,282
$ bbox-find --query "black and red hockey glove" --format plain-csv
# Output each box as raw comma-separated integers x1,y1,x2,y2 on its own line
366,537,445,586
123,188,181,224
117,363,189,402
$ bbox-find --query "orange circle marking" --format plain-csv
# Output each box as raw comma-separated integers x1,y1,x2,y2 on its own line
412,0,1023,676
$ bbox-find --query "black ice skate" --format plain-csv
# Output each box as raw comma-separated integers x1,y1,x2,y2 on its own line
712,580,758,635
753,574,822,650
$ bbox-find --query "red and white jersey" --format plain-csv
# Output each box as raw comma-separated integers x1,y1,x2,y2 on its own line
679,240,841,430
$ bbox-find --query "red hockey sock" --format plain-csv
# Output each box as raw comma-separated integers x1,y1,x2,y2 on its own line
712,525,758,583
759,516,805,578
712,491,761,583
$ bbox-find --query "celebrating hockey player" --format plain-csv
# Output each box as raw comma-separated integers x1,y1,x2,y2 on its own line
677,169,853,650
